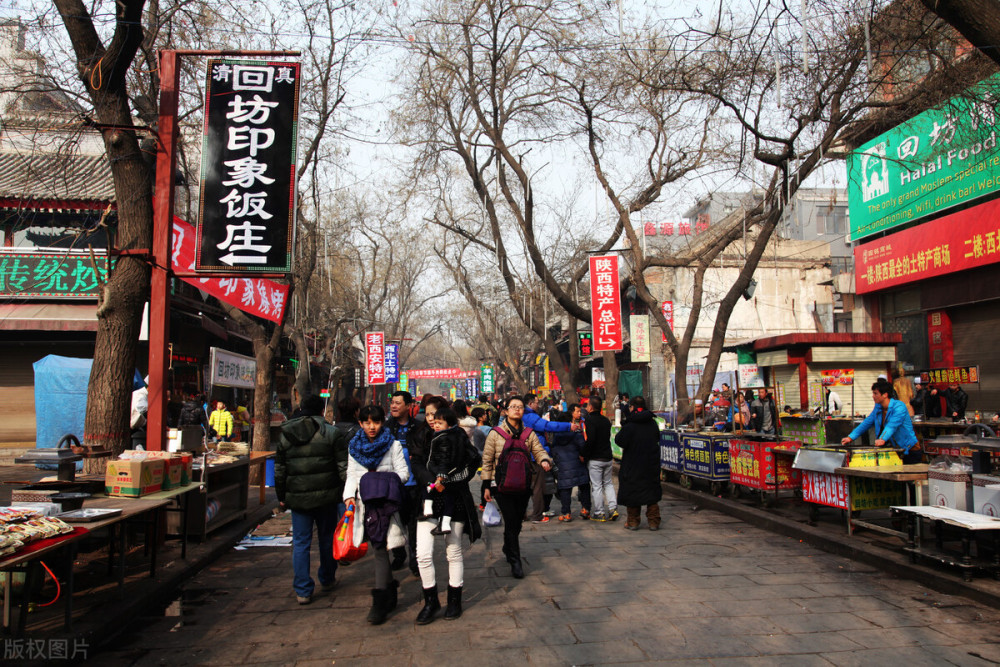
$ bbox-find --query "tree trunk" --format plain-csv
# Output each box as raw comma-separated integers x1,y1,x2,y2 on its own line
54,0,152,470
602,351,619,421
543,334,579,404
291,327,312,408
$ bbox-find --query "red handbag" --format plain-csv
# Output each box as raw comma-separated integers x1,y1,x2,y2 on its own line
333,502,368,562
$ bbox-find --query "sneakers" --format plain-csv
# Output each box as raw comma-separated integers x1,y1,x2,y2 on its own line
558,514,573,522
531,516,550,524
296,595,312,605
543,510,556,517
579,508,590,519
590,512,607,522
609,510,620,521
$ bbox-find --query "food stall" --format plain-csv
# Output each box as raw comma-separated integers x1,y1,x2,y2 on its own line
793,445,927,535
678,431,731,495
728,434,803,505
659,429,684,482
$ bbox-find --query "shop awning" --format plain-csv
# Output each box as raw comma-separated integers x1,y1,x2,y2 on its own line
0,302,98,331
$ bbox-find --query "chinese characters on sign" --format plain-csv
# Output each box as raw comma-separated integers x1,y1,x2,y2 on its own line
0,253,111,298
661,300,674,342
384,343,399,383
820,369,855,387
578,332,593,357
209,347,256,389
197,60,300,272
920,366,980,385
589,255,623,351
630,315,650,362
853,197,1000,294
404,368,479,379
173,218,288,323
847,72,1000,241
365,332,385,385
480,365,494,393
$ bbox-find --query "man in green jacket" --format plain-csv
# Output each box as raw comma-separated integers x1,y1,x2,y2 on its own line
276,394,349,604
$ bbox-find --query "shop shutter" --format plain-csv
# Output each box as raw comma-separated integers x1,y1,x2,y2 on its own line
770,364,800,411
0,355,37,445
950,302,1000,413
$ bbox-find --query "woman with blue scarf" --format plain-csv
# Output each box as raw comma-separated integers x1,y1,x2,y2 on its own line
343,405,409,625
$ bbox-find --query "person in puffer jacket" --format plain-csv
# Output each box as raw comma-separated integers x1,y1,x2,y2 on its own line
422,406,469,536
276,394,349,605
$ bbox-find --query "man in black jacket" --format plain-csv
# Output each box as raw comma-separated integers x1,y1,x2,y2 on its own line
750,388,780,435
583,397,618,521
944,383,969,422
276,394,349,605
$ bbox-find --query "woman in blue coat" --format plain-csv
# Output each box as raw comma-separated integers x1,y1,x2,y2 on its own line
549,406,591,521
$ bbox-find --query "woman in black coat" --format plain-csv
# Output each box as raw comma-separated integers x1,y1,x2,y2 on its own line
615,396,662,531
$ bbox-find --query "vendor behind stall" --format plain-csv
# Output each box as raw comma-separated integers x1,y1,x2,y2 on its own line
841,378,920,463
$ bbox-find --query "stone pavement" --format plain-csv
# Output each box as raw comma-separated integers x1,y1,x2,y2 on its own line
93,497,1000,666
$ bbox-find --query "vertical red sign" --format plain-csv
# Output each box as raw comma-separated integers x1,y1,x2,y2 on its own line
927,311,954,369
589,256,623,351
365,332,386,385
661,300,674,342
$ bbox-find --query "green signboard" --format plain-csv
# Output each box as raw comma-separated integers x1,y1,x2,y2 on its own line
0,253,112,298
847,73,1000,242
480,364,494,393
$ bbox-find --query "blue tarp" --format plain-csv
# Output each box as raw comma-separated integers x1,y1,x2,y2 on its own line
33,355,90,470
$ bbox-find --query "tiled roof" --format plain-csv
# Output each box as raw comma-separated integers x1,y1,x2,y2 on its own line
0,151,115,207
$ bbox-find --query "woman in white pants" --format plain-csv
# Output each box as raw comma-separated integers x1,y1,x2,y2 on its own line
410,400,482,624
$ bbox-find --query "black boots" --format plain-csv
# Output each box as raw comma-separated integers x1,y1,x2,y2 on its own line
367,580,398,625
510,559,524,579
444,585,462,620
415,586,441,625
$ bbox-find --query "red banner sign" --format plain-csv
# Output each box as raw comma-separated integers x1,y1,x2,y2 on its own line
404,368,480,379
854,197,1000,294
365,332,385,385
661,300,674,342
173,217,288,323
801,470,850,510
589,255,622,351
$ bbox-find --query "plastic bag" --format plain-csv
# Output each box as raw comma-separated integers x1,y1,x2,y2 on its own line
333,502,369,562
483,500,502,527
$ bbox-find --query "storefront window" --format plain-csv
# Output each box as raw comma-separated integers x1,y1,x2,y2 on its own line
880,288,927,371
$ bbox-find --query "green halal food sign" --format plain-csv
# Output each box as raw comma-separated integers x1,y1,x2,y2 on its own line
848,74,1000,241
0,253,112,298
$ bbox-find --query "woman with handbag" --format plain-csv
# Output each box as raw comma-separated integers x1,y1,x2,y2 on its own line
481,396,552,579
408,404,482,623
343,404,409,625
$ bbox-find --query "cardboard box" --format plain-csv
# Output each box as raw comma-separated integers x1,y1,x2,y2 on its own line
105,459,165,497
144,451,194,487
927,470,972,511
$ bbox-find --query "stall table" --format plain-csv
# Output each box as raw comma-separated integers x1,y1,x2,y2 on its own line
833,464,929,537
892,504,1000,580
249,451,275,505
659,430,683,479
679,432,731,494
728,437,802,505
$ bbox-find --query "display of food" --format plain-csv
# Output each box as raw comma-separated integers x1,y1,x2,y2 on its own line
0,508,74,558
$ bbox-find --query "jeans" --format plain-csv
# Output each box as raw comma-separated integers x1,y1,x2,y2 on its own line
291,504,339,597
588,460,617,514
528,463,545,520
416,519,465,589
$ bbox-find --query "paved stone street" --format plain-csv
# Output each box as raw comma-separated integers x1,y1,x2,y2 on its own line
94,496,1000,666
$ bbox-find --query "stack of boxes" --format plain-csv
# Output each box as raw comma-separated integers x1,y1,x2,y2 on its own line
105,451,194,497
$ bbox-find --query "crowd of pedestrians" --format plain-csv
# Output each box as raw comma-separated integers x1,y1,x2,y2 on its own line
273,390,663,626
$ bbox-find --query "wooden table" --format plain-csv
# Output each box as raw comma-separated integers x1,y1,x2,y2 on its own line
249,451,275,505
834,465,929,537
892,505,1000,580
